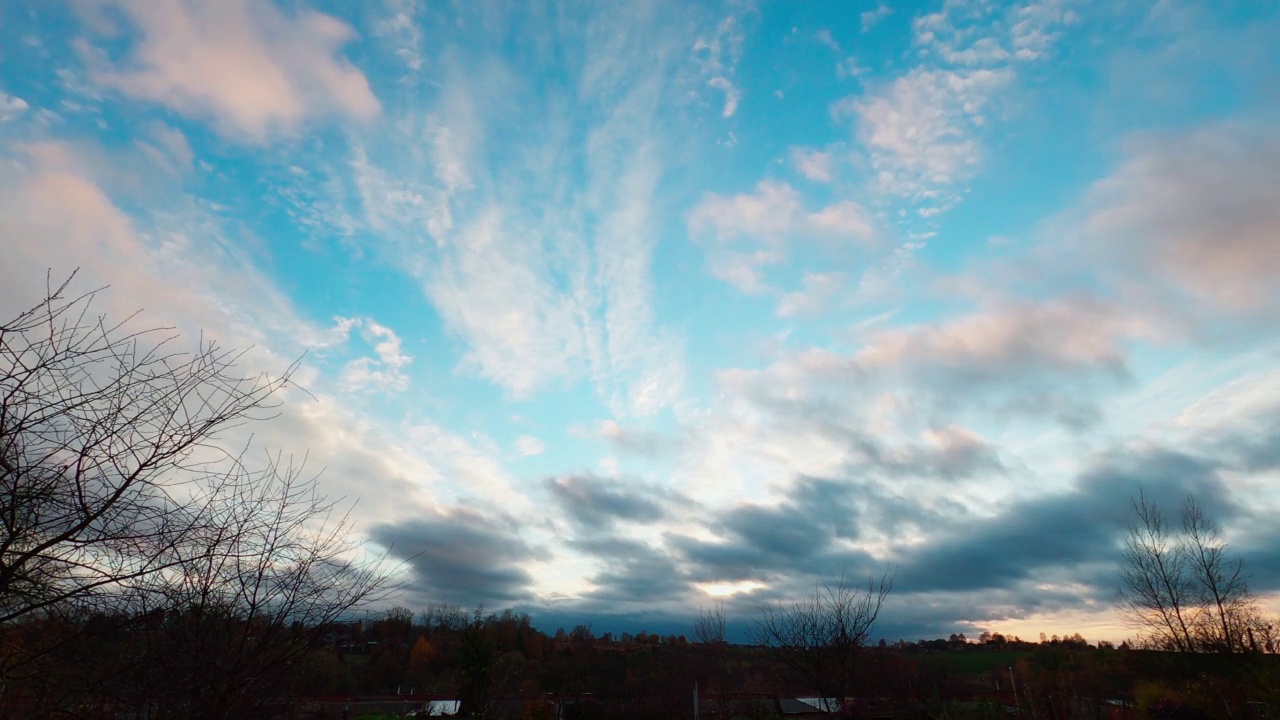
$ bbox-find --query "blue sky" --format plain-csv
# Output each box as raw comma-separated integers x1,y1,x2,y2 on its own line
2,0,1279,641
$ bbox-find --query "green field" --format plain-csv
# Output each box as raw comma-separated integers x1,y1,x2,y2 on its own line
919,651,1033,676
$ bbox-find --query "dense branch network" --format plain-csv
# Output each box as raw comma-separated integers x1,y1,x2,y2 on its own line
0,276,398,719
1120,491,1271,653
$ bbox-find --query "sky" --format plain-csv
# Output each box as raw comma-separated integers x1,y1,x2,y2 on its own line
1,0,1279,643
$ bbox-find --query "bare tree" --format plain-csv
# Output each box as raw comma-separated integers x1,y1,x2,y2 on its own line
1182,499,1249,653
751,573,892,707
0,277,400,717
0,275,294,624
1119,491,1198,652
694,603,730,718
139,462,398,719
421,602,469,634
693,602,726,646
1119,491,1261,653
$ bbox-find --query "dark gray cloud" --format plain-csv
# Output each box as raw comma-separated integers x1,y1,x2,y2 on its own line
669,476,889,582
724,504,833,557
1203,403,1280,473
893,447,1236,595
1238,529,1280,593
372,410,1273,641
569,535,690,604
545,473,670,529
721,371,1016,480
659,440,1253,639
846,426,1006,480
371,507,541,606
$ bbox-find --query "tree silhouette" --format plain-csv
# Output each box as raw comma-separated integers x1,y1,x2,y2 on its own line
751,572,893,706
1119,491,1264,653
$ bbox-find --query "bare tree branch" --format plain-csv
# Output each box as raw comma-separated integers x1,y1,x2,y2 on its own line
750,572,892,705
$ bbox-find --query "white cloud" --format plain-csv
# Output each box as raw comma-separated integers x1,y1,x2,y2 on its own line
913,0,1079,66
585,133,688,416
701,250,782,295
341,5,690,416
1011,0,1080,60
84,0,380,142
0,141,319,353
809,200,876,236
861,4,894,33
367,320,411,368
790,147,833,183
836,0,1078,215
515,435,547,457
673,298,1162,510
338,317,413,394
690,180,875,294
136,121,194,176
708,76,741,118
853,295,1167,377
693,14,746,119
777,273,845,318
693,15,744,76
837,57,870,79
373,0,425,73
0,90,29,121
426,208,586,397
340,357,404,393
690,180,874,242
838,67,1011,203
814,29,840,52
350,144,452,244
0,138,532,542
161,126,195,164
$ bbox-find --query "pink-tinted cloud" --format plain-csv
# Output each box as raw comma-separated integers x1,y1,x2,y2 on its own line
689,180,876,294
1084,125,1280,314
85,0,379,142
854,296,1158,378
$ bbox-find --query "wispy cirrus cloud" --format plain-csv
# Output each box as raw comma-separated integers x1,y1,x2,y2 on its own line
372,0,425,74
336,3,694,417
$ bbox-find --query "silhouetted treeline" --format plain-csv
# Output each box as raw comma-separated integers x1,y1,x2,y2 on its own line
4,601,1280,719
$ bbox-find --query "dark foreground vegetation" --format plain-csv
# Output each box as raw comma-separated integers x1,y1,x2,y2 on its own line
13,604,1280,720
2,282,1277,720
